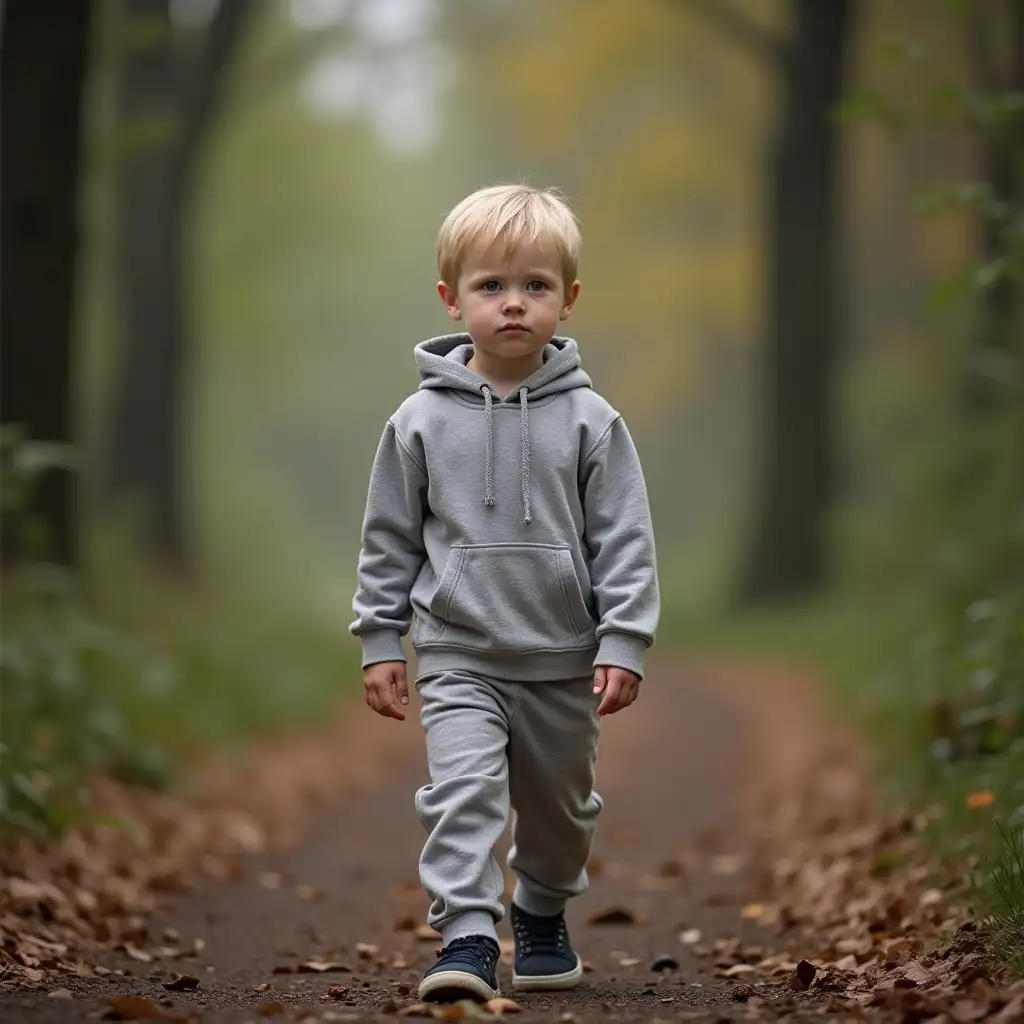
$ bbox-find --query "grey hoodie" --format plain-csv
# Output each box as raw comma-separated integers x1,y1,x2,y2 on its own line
350,334,659,681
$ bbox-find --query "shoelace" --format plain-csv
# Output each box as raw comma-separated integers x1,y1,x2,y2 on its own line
513,912,568,958
435,936,498,972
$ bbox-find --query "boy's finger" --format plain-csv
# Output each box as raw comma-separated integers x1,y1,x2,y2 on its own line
394,665,410,706
596,676,622,716
593,666,608,694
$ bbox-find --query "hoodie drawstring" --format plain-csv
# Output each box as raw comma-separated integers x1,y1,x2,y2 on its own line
480,384,532,525
482,386,495,507
519,387,531,525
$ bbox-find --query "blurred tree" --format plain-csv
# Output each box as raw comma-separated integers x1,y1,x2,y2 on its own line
962,0,1022,416
686,0,857,604
1,1,93,567
101,0,250,572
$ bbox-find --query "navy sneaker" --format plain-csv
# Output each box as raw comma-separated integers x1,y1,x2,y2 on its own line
418,935,500,1003
510,904,583,991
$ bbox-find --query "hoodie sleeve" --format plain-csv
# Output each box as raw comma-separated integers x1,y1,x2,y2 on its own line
350,421,428,667
581,416,660,678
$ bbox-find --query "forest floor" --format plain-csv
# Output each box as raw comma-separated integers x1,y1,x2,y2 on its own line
1,656,1021,1023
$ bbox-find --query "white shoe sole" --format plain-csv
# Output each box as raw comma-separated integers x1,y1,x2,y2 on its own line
512,955,584,991
418,969,499,1003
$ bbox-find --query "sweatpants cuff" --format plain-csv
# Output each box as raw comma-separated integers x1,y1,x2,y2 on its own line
439,911,499,945
512,881,567,918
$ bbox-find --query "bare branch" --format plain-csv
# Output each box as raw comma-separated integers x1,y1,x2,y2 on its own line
679,0,788,68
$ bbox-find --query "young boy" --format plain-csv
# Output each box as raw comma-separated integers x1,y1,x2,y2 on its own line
350,184,659,1004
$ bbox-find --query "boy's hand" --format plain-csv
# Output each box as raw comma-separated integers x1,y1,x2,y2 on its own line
593,666,641,716
363,661,409,721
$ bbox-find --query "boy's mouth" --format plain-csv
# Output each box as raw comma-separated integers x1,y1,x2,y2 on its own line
499,323,529,333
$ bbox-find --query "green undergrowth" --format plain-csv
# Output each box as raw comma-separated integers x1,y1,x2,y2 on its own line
659,563,1024,973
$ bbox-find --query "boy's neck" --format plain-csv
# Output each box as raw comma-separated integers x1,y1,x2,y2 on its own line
467,348,545,399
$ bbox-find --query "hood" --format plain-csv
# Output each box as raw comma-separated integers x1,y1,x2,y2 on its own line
411,333,592,527
414,333,592,400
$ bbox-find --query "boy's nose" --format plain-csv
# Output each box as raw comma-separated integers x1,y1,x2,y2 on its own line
502,290,525,312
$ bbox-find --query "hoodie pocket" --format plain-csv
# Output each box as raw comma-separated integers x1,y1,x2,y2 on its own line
424,543,594,653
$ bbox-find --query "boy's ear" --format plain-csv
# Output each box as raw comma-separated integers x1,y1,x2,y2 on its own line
437,281,462,321
559,280,581,321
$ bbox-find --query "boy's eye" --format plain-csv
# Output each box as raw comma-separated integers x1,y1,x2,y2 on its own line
526,280,547,292
482,281,501,292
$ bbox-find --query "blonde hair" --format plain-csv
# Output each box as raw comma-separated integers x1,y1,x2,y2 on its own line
437,184,581,290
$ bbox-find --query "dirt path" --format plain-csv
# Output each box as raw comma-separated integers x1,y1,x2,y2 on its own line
0,658,780,1023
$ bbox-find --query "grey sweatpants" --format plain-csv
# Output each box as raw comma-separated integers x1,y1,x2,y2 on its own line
415,670,603,945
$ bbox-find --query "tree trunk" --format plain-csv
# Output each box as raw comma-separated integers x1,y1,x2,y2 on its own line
102,0,248,572
737,0,854,604
963,0,1023,415
0,2,92,568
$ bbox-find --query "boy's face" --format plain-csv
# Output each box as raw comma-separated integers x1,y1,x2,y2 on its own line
438,237,580,365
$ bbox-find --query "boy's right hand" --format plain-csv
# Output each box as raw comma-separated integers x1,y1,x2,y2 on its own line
363,661,409,721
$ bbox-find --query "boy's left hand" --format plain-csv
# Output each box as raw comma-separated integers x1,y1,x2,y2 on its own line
593,666,641,716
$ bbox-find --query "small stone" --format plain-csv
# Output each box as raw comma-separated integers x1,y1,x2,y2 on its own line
651,955,680,972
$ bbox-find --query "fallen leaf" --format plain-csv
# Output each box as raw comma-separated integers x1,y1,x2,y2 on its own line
731,984,755,1002
162,974,199,991
586,906,637,926
356,942,379,959
256,1001,287,1017
394,914,417,932
398,1005,437,1018
48,989,73,999
794,960,817,990
120,944,153,963
659,859,686,878
324,986,350,999
415,924,442,941
259,872,283,890
297,960,351,973
710,854,744,875
679,928,702,945
433,1001,485,1020
254,982,270,992
966,791,995,809
295,885,320,903
721,964,757,978
741,903,765,919
617,957,640,968
483,997,522,1014
101,995,180,1021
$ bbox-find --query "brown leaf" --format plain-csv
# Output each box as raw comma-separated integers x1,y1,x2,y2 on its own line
731,984,755,1002
397,1005,437,1018
297,959,351,973
271,964,294,974
324,986,350,999
658,858,686,878
432,1001,486,1020
294,885,320,903
415,924,442,941
394,914,417,932
966,791,995,809
678,928,702,945
483,997,522,1013
794,960,817,990
256,1001,287,1017
47,989,73,999
586,906,637,926
902,960,936,988
254,982,270,992
120,944,153,963
356,942,379,959
162,974,199,991
100,995,180,1021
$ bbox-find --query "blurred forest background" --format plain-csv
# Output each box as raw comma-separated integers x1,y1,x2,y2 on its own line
1,0,1021,943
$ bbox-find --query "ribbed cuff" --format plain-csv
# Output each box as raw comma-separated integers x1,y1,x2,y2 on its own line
594,631,648,679
359,629,406,668
512,880,567,918
439,911,499,946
